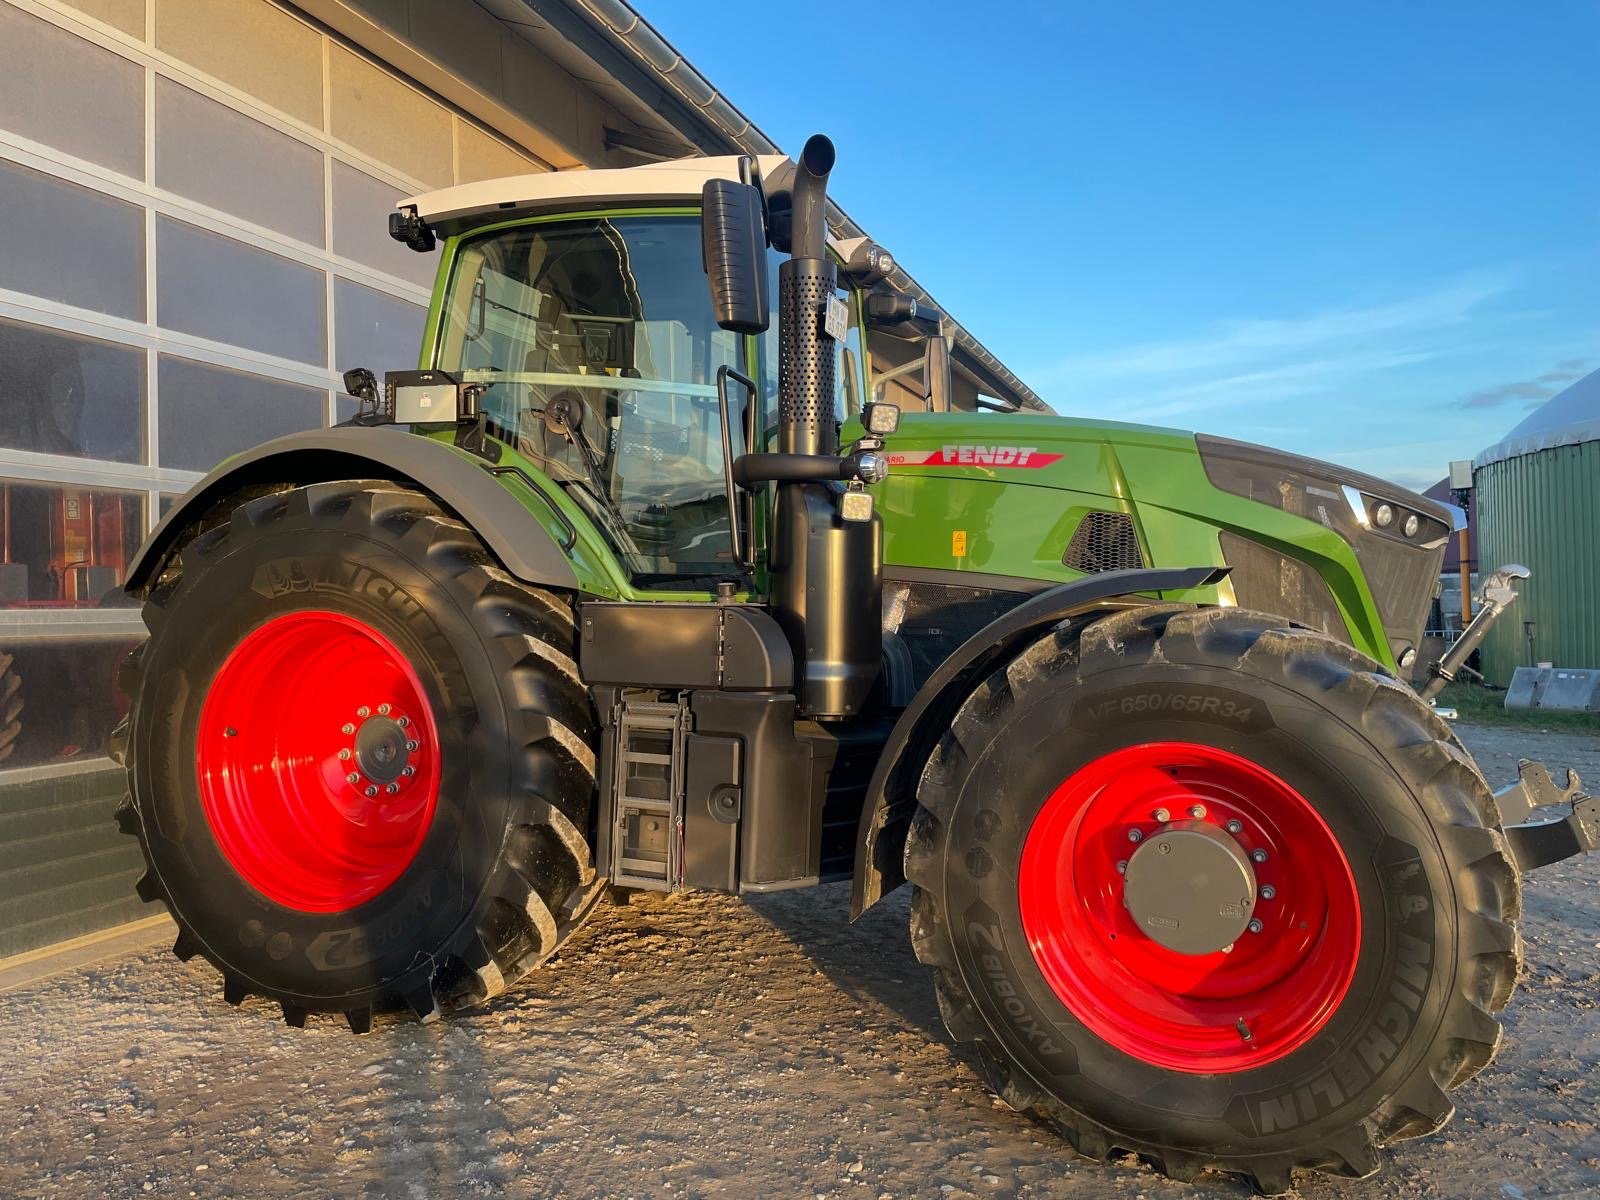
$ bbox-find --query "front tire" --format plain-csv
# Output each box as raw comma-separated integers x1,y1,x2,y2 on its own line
114,480,602,1031
905,606,1521,1193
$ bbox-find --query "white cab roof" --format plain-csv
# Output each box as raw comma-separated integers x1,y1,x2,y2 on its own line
401,154,792,233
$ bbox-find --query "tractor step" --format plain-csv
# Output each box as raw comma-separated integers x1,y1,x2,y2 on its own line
608,700,685,891
1497,760,1600,872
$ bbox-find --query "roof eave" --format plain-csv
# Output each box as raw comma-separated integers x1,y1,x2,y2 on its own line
544,0,1051,413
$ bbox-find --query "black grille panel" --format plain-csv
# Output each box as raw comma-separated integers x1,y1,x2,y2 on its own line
1218,532,1347,642
884,578,1029,693
1064,511,1144,573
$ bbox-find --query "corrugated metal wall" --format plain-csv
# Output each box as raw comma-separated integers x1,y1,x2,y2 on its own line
1475,440,1600,684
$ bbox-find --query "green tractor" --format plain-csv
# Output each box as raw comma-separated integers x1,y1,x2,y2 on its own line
113,135,1595,1192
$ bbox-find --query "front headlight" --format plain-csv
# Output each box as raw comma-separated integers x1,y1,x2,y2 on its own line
1196,435,1452,548
1196,434,1453,671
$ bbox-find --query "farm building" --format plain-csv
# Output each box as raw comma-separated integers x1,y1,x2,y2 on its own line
1473,367,1600,684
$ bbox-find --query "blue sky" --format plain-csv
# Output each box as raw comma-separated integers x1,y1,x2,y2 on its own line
653,1,1599,490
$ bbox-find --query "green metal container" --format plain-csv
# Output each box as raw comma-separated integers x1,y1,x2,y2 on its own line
1476,437,1600,684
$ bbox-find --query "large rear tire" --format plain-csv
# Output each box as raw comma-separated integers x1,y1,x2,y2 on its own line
905,606,1521,1193
113,480,601,1031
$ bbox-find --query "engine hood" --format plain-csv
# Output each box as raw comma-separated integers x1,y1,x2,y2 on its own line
877,411,1196,489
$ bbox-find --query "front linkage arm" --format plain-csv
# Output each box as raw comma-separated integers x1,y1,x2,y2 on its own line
1414,563,1599,872
1419,564,1530,702
1496,760,1600,873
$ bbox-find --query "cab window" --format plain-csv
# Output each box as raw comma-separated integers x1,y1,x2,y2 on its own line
436,215,749,586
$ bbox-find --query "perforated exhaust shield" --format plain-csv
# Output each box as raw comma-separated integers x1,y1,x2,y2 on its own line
777,257,837,457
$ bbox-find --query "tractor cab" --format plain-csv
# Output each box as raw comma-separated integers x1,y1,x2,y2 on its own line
381,150,943,596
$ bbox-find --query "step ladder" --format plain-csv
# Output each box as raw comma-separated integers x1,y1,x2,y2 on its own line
609,700,685,890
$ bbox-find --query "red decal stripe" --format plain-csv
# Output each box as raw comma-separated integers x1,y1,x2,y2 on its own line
888,447,1063,469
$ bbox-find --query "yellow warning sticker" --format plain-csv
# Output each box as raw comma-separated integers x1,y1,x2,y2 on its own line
952,530,968,558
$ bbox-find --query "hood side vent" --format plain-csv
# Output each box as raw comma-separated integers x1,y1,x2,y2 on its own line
1064,511,1144,574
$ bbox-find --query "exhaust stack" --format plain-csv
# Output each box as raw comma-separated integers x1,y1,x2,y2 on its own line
777,135,837,459
766,134,881,720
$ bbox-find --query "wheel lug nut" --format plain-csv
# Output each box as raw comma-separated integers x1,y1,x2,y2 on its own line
341,723,356,735
1226,819,1243,834
378,703,391,715
1260,885,1276,900
1116,860,1127,874
1152,808,1170,823
1188,804,1206,819
1252,848,1268,863
405,740,419,752
357,706,371,718
223,727,238,738
397,716,410,728
1248,918,1264,934
386,783,399,795
401,765,415,778
346,772,360,785
364,785,377,797
338,748,352,761
1127,828,1143,843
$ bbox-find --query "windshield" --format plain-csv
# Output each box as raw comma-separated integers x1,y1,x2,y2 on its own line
437,215,748,586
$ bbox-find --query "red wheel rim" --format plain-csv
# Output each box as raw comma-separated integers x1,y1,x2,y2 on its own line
197,611,441,912
1018,741,1360,1072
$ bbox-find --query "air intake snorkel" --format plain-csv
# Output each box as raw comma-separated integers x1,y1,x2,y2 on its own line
777,135,838,459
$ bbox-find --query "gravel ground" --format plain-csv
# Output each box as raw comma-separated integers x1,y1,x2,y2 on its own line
2,721,1596,1200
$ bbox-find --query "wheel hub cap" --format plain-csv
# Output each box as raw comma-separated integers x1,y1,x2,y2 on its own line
1123,820,1256,955
354,715,412,786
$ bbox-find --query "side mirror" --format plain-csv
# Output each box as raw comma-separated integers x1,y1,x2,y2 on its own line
924,335,952,413
701,179,770,334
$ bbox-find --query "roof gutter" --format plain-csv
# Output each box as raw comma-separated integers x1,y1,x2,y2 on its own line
553,0,1052,413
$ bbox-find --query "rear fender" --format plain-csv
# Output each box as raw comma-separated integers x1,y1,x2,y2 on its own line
849,565,1227,918
123,427,580,594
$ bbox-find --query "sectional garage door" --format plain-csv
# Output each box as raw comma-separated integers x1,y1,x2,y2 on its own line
0,0,547,956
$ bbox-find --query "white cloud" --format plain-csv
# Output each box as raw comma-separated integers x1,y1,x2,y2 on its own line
1116,348,1445,424
1044,274,1508,382
1023,270,1531,484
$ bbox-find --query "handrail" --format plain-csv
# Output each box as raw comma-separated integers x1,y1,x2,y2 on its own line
715,365,757,566
481,465,579,551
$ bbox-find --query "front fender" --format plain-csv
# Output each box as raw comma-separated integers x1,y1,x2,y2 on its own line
849,565,1227,919
124,426,580,594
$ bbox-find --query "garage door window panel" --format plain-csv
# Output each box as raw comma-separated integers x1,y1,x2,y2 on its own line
155,78,325,247
0,160,146,321
0,480,144,609
157,355,326,471
155,218,327,364
331,162,438,289
0,5,144,178
0,318,145,463
333,278,426,376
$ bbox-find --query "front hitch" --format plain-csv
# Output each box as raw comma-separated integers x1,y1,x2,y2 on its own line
1419,563,1530,702
1497,760,1600,872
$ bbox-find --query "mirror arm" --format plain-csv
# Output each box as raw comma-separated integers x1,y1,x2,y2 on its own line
874,357,925,387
